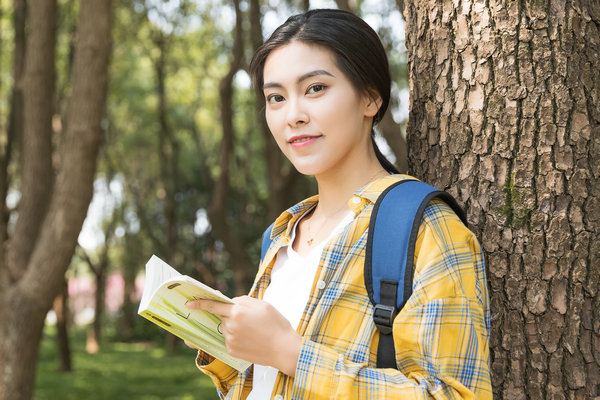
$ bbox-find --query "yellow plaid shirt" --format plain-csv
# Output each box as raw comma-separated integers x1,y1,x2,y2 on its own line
197,175,492,399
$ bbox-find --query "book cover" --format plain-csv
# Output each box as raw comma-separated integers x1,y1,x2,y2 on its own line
137,255,251,372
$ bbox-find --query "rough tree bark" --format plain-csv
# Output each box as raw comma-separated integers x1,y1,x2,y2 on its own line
0,0,112,398
404,1,599,398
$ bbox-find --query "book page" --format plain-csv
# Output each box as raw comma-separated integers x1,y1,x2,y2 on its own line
138,255,182,312
137,255,251,372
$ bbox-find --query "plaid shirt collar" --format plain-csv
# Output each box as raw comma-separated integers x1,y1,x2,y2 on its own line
269,174,414,242
254,174,415,291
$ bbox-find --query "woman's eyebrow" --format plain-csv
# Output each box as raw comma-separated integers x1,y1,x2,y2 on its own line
297,69,334,83
263,69,335,91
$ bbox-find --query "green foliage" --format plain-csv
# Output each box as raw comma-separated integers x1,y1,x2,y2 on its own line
87,0,411,299
107,1,231,275
34,326,215,400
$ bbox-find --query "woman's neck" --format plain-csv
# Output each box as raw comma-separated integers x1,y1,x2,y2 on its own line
292,151,389,255
314,159,389,217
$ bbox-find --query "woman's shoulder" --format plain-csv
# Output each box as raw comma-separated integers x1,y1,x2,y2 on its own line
419,197,478,251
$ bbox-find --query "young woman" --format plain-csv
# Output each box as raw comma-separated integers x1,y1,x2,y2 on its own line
187,9,492,399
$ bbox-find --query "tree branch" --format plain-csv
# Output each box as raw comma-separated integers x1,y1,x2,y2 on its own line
8,0,57,282
78,246,98,276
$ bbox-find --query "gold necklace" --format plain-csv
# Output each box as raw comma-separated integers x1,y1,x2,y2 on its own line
305,205,348,246
304,169,388,246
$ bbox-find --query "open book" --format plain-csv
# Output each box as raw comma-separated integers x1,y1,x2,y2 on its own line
137,255,251,372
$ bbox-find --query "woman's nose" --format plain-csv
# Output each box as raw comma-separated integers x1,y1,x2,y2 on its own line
285,97,309,128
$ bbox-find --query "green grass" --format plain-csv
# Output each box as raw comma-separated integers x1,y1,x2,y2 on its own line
34,327,217,400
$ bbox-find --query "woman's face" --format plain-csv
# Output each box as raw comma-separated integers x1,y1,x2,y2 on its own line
262,41,379,177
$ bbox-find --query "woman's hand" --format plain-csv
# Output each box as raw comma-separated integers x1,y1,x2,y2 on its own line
184,341,199,350
186,296,302,377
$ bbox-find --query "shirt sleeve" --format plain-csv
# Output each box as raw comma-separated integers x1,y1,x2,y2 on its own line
290,200,493,399
195,350,239,398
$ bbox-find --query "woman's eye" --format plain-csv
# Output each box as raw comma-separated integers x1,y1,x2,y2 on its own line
307,84,326,94
266,94,284,104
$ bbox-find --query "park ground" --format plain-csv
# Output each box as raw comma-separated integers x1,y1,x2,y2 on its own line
34,326,216,400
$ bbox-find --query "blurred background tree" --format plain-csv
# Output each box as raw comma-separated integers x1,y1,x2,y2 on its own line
0,1,408,399
0,0,111,398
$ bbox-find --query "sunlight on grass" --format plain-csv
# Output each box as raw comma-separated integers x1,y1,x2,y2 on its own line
34,327,217,400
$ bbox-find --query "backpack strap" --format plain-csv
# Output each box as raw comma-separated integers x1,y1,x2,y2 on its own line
260,222,275,263
364,180,467,369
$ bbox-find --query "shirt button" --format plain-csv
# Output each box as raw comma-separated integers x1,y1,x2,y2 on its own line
274,395,283,400
351,196,361,204
316,280,326,290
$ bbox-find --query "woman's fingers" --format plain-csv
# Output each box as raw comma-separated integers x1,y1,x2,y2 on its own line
184,340,199,350
186,299,233,317
185,296,300,374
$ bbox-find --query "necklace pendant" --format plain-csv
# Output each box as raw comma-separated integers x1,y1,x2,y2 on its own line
307,238,314,246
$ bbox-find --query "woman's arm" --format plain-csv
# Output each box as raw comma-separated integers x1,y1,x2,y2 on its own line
290,200,492,399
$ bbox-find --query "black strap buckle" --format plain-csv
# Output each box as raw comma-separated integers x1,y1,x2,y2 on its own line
373,304,396,335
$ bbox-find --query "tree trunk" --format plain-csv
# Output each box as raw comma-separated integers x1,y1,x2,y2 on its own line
0,0,26,278
0,295,46,400
116,237,138,341
334,0,352,13
208,0,253,295
0,1,57,397
88,266,106,353
379,110,408,173
53,277,72,372
0,0,112,398
404,1,600,398
7,0,56,282
154,32,179,267
395,0,404,14
153,30,182,352
79,202,117,353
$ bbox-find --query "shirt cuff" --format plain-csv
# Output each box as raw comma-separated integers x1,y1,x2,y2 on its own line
195,350,239,394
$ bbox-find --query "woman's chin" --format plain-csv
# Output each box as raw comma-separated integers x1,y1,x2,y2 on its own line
291,164,325,177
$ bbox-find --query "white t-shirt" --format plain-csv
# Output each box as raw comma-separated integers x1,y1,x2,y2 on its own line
247,209,354,400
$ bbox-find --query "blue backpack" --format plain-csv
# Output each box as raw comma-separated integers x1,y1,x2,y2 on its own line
260,179,467,369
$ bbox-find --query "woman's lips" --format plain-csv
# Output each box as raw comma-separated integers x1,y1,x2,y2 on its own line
289,135,322,148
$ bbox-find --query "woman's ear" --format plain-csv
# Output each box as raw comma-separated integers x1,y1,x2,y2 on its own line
363,90,383,118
